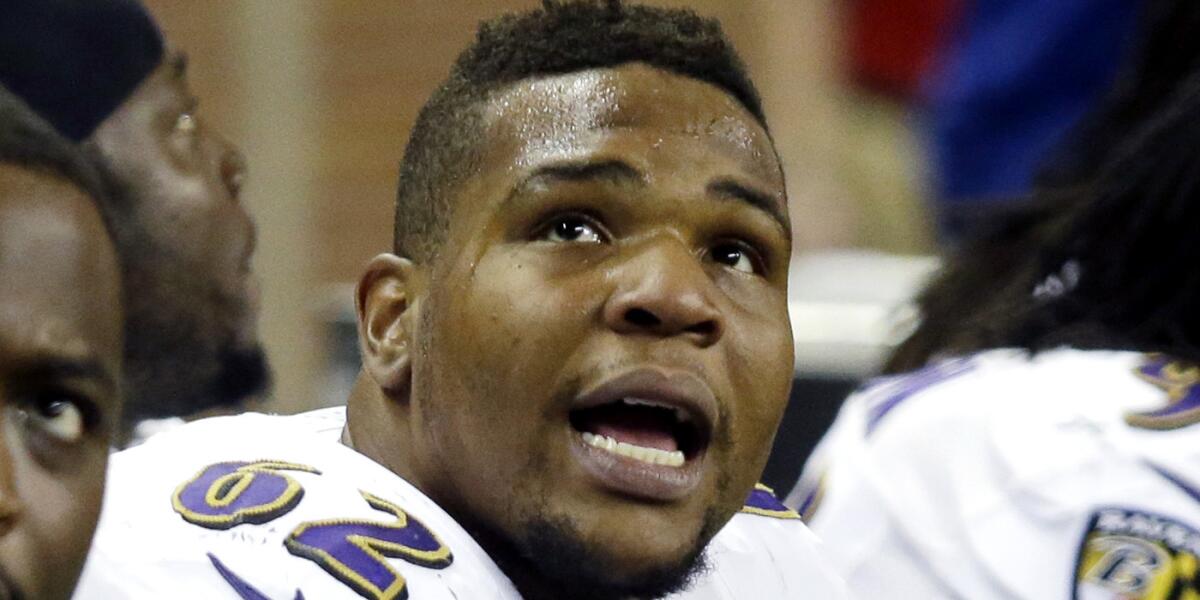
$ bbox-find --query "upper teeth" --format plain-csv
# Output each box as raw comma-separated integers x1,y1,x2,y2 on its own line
621,397,692,424
581,432,685,467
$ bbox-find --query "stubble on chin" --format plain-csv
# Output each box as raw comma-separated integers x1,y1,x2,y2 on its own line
453,450,724,600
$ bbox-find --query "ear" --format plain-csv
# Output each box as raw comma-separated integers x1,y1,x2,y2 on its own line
356,253,422,397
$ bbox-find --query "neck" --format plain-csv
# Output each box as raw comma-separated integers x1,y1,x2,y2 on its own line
344,372,423,489
344,372,694,600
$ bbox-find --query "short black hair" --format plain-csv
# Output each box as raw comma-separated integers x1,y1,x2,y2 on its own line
0,86,107,207
394,0,766,261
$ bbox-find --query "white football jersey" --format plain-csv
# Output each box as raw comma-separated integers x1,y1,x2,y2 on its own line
789,348,1200,600
76,407,848,599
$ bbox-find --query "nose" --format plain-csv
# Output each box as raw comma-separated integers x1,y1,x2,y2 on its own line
602,239,724,347
217,141,247,201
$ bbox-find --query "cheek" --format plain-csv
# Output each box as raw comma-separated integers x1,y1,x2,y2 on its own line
24,447,107,545
132,166,236,254
726,284,792,393
721,299,793,475
4,444,107,597
423,249,601,466
438,249,601,387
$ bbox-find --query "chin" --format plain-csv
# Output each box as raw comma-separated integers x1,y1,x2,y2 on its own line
579,505,710,572
463,494,717,600
598,540,704,586
522,514,711,600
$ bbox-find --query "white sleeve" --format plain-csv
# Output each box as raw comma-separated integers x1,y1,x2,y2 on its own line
785,381,864,517
792,360,1022,600
806,429,969,600
74,540,241,599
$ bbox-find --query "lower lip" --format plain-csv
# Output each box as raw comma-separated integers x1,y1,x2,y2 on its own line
568,430,706,501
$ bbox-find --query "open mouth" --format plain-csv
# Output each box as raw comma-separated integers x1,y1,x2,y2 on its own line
566,368,716,501
570,397,707,468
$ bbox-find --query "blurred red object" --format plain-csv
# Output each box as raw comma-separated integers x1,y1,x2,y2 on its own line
849,0,963,100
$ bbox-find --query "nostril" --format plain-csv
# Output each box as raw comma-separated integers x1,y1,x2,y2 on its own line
686,320,717,338
221,150,247,201
624,308,661,329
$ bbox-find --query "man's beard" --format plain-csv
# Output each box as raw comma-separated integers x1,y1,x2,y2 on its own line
457,495,721,600
86,152,271,431
118,243,271,427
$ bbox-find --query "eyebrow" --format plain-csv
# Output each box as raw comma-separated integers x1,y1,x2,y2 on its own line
518,159,644,191
13,355,117,396
514,158,789,233
708,179,791,235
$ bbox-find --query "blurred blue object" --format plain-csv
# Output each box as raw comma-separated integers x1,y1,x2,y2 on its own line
925,0,1140,237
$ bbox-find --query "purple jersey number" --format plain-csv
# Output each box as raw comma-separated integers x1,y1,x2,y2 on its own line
173,460,320,530
1127,355,1200,430
284,491,453,600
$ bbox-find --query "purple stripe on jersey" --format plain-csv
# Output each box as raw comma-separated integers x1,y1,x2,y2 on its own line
1144,461,1200,506
744,486,788,512
739,484,800,519
796,479,825,521
208,553,304,600
865,359,974,436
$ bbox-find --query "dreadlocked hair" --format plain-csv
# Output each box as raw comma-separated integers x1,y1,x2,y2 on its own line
393,0,763,262
885,0,1200,372
995,72,1200,361
882,195,1081,373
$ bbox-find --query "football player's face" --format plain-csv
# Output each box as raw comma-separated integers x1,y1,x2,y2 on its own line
87,51,263,422
0,165,122,599
412,64,793,581
89,52,254,356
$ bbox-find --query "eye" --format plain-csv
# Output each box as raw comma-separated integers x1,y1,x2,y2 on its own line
710,242,759,274
20,395,86,444
541,215,605,244
175,112,197,134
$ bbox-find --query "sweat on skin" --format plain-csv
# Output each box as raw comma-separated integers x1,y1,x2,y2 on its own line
348,63,794,596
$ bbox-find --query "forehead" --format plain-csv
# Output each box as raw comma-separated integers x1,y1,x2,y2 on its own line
0,165,121,367
106,51,187,123
479,63,782,187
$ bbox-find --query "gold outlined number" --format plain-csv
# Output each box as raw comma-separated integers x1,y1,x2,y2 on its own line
284,491,453,600
173,460,320,530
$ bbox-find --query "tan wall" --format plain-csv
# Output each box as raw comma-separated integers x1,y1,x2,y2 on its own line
310,0,879,281
142,0,930,412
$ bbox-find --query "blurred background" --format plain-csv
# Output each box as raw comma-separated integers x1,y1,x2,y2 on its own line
141,0,1137,491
